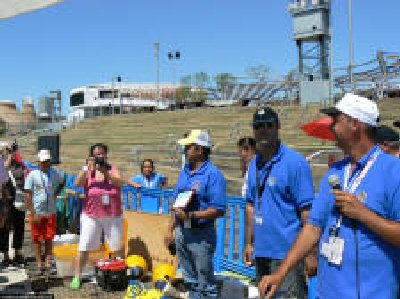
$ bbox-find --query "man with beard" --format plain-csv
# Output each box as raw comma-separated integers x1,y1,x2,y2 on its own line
243,107,316,299
259,94,400,299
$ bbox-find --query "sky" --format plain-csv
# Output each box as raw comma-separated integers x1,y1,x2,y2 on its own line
0,0,399,115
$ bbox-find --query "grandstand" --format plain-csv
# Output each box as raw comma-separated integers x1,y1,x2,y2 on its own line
15,97,400,194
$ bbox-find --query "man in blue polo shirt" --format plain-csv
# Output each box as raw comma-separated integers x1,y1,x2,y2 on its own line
243,107,316,298
164,129,226,299
259,93,400,299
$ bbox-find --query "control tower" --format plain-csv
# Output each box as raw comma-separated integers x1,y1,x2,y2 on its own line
288,0,331,103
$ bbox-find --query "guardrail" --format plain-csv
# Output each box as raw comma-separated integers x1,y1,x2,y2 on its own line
62,179,317,298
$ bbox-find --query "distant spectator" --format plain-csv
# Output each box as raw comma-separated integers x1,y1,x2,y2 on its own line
375,125,400,157
24,149,65,275
0,141,26,267
131,159,167,188
237,137,256,198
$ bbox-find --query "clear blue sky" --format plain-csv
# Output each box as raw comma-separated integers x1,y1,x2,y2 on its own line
0,0,399,114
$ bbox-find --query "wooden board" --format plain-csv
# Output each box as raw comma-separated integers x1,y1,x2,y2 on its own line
124,211,177,271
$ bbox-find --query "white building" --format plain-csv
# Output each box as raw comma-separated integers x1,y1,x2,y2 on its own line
68,82,181,122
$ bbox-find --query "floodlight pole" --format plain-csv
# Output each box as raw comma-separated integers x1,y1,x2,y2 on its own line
348,0,354,92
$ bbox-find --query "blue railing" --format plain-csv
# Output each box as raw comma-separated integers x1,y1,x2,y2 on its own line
62,179,316,298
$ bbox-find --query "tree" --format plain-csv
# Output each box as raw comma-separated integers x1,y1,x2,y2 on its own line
193,72,210,88
180,74,192,86
175,86,192,103
214,73,236,100
245,64,270,82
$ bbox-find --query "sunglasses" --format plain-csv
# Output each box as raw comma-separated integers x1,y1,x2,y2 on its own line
252,122,275,130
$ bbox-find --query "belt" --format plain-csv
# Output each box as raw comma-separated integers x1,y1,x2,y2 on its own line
178,220,214,229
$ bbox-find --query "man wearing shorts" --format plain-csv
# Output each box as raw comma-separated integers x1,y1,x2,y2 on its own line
24,149,65,275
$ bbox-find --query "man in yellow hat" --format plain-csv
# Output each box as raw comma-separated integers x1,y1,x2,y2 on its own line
165,129,226,299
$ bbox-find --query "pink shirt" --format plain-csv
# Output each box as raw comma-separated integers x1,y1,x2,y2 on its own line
82,166,122,218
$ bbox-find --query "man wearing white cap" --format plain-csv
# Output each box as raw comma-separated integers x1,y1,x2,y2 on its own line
24,149,65,275
164,129,226,299
259,93,400,299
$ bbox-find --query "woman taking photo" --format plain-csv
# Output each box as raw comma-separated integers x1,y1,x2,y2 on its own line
70,143,125,290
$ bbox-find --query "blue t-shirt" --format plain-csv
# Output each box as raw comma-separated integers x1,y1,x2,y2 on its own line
132,173,166,188
174,160,226,227
246,143,314,259
309,145,400,299
24,168,65,215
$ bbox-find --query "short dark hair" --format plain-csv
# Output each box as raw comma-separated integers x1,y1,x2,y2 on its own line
141,158,155,172
237,137,256,149
90,143,108,156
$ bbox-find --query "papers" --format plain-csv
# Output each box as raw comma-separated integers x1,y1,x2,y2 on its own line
173,191,193,209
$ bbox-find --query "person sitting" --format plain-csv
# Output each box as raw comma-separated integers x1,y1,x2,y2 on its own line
131,159,167,188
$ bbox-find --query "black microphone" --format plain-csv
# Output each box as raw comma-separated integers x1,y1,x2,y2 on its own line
328,174,356,228
328,174,341,190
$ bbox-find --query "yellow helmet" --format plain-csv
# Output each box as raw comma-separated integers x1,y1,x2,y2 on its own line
126,255,148,280
136,288,166,299
152,263,176,283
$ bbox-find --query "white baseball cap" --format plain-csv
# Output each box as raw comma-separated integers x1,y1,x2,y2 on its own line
321,93,379,127
177,129,213,148
37,149,51,162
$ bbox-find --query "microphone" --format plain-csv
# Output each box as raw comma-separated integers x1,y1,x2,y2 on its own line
328,174,356,228
328,174,341,190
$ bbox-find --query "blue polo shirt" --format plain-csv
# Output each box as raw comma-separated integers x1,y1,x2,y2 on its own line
309,145,400,299
246,143,314,259
131,172,166,188
174,160,226,227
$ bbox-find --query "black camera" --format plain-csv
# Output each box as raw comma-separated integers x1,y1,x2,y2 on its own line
167,240,176,256
95,156,111,170
7,140,18,153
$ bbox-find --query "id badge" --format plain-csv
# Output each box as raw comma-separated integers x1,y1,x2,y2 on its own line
183,219,191,229
321,237,345,265
254,215,263,225
102,194,110,205
328,236,345,265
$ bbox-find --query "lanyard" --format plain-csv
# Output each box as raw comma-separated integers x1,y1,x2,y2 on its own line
334,149,380,232
255,156,281,213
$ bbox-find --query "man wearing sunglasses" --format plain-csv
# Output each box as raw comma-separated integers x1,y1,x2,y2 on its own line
165,129,226,299
243,107,316,298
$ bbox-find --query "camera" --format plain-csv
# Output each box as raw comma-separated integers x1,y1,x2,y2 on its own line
167,240,176,256
7,140,18,153
95,156,111,170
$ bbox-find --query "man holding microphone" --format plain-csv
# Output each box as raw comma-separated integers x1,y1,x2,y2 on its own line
259,94,400,299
